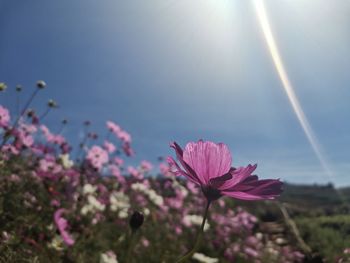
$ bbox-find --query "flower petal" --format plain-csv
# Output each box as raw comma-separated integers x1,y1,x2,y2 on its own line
182,140,232,184
170,142,202,182
167,156,200,184
218,164,257,191
222,179,283,200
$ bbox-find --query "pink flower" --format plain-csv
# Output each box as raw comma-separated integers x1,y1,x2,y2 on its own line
128,166,144,180
0,105,10,128
118,130,132,144
140,160,153,172
1,145,19,155
122,142,134,156
54,209,75,246
168,140,282,202
109,164,126,184
106,121,121,134
86,146,109,170
41,125,66,145
103,140,116,154
114,157,124,166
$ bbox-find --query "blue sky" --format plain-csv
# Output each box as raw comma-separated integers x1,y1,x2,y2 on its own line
0,0,349,186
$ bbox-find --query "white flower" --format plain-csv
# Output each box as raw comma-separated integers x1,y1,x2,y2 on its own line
142,208,150,216
59,154,74,169
109,191,130,218
100,251,118,263
48,235,65,251
131,182,147,192
82,184,97,195
192,253,218,263
183,215,210,231
131,183,164,207
81,195,105,215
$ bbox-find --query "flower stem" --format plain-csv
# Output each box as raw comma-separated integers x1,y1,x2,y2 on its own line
39,107,51,122
125,229,136,263
175,200,211,263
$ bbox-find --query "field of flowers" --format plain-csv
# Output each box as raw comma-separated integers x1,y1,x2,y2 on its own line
0,82,348,263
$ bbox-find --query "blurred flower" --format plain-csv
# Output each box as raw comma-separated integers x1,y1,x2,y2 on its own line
54,209,75,246
48,235,65,251
86,146,109,170
0,105,10,128
131,182,164,207
183,214,210,232
81,195,106,215
140,160,153,172
110,191,130,218
100,251,118,263
59,154,74,169
103,140,116,154
192,252,218,263
168,140,283,201
82,184,97,195
106,121,121,134
41,125,66,145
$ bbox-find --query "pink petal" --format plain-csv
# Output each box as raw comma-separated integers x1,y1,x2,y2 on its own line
170,142,201,183
167,156,200,184
218,164,257,191
183,140,232,184
222,179,283,200
222,191,275,200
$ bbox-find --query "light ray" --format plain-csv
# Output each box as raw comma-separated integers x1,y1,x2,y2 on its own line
253,0,335,183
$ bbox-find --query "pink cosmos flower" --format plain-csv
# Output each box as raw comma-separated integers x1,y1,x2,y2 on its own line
140,160,153,172
1,144,20,156
114,157,124,166
0,105,10,128
118,130,132,144
86,145,109,170
41,125,66,145
128,166,144,180
122,142,134,156
168,140,282,202
54,209,75,246
106,121,121,134
103,140,116,154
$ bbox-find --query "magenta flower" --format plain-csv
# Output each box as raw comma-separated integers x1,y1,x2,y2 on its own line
103,140,116,154
106,120,121,134
86,145,109,170
54,209,75,246
168,140,282,202
0,105,10,128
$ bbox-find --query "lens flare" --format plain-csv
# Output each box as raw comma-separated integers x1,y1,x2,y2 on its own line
253,0,335,182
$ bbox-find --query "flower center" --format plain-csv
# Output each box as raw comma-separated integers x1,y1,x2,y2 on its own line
201,185,222,202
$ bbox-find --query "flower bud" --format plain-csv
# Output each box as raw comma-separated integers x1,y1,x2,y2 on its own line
16,85,22,92
129,211,144,230
84,120,91,126
0,83,7,91
36,80,46,89
48,99,58,108
27,109,35,118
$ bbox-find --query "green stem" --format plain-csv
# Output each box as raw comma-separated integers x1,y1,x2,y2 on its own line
125,229,136,263
175,200,211,263
39,107,51,121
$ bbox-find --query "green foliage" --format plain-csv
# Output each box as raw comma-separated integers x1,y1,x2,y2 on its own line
296,215,350,261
